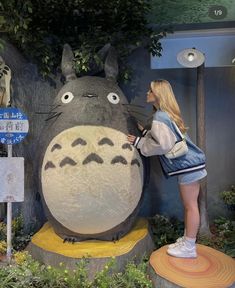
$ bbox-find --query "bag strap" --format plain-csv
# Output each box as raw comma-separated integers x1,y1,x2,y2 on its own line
172,122,185,140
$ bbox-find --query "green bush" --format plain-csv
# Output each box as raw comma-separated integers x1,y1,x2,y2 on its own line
149,214,235,258
0,253,153,288
149,214,184,249
220,185,235,206
0,0,170,79
0,215,36,252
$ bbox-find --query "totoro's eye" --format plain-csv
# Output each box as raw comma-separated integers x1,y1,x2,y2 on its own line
61,92,74,103
107,93,120,104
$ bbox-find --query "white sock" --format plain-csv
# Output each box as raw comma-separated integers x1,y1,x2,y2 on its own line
185,236,196,248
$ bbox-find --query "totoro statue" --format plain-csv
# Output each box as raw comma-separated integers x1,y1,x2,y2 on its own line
38,44,144,242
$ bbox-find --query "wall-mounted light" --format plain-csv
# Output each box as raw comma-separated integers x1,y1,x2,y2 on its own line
177,48,205,68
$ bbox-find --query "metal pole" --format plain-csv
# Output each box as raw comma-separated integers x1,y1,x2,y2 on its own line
6,144,12,263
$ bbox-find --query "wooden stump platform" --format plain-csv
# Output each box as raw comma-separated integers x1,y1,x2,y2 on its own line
149,244,235,288
27,218,155,278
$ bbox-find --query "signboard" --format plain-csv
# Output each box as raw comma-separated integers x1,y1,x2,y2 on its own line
0,108,29,145
0,157,24,202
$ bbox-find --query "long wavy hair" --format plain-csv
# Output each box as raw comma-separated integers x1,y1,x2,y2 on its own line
151,79,187,133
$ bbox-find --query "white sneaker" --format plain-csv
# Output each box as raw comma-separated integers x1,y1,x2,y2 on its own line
168,236,184,248
167,241,197,258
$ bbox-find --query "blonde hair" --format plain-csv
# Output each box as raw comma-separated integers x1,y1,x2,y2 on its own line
150,79,187,133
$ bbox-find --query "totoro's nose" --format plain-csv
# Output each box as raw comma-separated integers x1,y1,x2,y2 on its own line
83,93,98,98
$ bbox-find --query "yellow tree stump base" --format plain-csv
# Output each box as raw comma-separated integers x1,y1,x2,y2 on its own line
27,218,155,277
149,244,235,288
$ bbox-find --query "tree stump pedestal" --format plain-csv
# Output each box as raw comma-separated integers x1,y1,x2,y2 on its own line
149,244,235,288
27,218,155,278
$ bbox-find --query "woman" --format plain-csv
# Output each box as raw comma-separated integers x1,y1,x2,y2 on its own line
127,79,207,258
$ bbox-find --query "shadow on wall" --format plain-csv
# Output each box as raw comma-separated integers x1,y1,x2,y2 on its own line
139,156,184,220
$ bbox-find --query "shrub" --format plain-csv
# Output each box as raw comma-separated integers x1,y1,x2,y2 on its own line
0,254,153,288
0,0,170,79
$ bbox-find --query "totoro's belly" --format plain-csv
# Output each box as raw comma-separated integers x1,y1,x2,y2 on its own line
41,126,143,234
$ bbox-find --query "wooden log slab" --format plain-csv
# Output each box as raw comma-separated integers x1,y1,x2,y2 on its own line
27,218,155,278
149,244,235,288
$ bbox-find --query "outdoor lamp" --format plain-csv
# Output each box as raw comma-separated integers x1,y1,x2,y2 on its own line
177,48,205,68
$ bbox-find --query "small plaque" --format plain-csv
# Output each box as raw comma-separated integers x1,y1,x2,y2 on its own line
0,157,24,202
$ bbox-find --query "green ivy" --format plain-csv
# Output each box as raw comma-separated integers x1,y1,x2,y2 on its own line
0,0,171,80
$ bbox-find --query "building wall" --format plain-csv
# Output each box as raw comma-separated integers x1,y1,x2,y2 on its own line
121,47,235,221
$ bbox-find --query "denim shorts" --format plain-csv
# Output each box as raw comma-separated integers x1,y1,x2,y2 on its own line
178,169,207,185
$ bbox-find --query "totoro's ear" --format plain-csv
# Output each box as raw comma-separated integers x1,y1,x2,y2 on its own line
61,44,77,82
104,46,118,82
97,43,111,60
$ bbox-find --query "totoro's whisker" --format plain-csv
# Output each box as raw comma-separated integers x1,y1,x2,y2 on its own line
122,103,145,108
38,104,55,106
111,156,128,165
49,104,61,112
45,112,62,121
35,112,51,114
127,110,148,117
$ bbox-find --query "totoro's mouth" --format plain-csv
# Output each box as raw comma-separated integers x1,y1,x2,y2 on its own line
41,125,143,234
82,93,98,98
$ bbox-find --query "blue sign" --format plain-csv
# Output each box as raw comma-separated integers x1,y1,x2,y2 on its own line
0,108,29,145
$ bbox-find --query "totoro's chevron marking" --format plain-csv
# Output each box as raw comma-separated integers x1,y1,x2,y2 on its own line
122,143,133,151
51,144,62,152
98,137,114,146
111,155,128,165
82,153,104,165
60,157,77,167
44,161,56,170
71,138,87,147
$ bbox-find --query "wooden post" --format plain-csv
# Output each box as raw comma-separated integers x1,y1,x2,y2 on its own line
196,63,211,236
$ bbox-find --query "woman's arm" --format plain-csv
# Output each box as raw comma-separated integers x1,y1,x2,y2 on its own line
133,120,177,157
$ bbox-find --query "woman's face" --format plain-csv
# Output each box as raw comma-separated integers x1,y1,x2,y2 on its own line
146,87,157,103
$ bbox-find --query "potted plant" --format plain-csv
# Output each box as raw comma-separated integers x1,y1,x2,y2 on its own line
220,185,235,211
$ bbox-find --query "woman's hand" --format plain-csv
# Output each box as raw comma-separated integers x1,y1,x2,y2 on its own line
137,122,144,132
127,134,137,145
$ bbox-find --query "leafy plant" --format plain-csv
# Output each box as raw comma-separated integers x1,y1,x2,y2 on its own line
0,0,171,80
220,185,235,206
0,240,7,254
197,216,235,257
149,214,184,249
0,215,36,251
0,253,153,288
149,214,235,258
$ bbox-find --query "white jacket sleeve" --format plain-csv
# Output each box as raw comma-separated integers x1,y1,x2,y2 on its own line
134,120,177,157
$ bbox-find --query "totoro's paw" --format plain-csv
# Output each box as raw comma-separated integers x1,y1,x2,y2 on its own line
63,237,78,243
112,234,121,243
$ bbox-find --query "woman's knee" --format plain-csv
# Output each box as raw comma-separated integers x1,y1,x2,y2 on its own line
184,202,199,212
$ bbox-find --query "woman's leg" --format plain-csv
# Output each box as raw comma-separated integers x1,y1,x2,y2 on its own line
179,181,200,238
